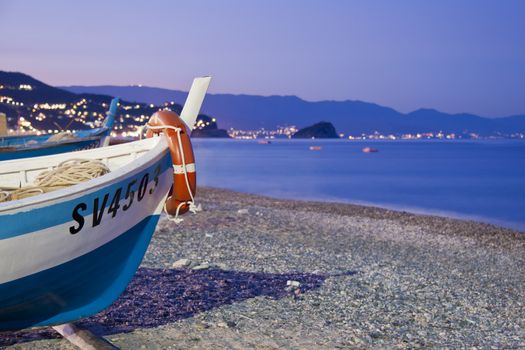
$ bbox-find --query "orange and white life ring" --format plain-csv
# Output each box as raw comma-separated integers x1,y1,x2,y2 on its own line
146,110,197,218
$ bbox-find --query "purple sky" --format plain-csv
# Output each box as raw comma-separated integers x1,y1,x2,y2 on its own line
0,0,524,117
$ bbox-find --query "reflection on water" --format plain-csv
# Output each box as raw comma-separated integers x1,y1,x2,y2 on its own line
193,139,525,232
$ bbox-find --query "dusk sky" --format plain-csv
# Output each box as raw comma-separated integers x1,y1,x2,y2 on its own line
0,0,523,117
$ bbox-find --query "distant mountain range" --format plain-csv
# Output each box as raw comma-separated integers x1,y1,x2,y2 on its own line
62,85,525,136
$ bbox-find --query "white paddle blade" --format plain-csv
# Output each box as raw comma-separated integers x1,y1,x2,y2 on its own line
180,76,212,130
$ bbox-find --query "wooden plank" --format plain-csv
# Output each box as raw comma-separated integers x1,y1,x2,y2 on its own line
53,323,120,350
0,113,7,136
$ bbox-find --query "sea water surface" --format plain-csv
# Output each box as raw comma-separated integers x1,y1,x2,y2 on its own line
192,139,525,232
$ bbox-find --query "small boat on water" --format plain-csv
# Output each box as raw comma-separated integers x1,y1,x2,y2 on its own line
0,98,119,161
362,147,379,153
258,140,271,144
309,146,322,151
0,77,211,331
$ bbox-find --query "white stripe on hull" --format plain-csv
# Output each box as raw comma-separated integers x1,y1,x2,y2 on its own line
0,170,172,284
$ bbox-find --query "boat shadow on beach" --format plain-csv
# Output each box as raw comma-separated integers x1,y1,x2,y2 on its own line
0,267,354,346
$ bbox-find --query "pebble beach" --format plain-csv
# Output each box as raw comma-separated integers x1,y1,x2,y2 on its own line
1,187,524,349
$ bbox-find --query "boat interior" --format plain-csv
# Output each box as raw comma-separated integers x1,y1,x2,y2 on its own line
0,137,162,190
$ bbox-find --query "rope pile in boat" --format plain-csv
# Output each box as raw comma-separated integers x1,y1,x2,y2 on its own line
0,159,110,203
44,132,77,143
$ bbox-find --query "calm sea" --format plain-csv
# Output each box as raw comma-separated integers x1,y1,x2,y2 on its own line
192,139,525,232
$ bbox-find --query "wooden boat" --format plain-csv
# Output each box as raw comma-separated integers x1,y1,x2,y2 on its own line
0,98,119,161
309,146,322,151
0,77,211,331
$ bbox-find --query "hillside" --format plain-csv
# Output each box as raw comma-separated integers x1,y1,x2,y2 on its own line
63,85,525,137
0,71,225,137
0,72,120,131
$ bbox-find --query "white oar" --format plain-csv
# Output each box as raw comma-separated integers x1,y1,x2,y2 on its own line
179,76,212,131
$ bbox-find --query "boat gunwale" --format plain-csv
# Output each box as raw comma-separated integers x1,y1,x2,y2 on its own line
0,135,104,154
0,125,108,140
0,125,108,143
0,136,168,214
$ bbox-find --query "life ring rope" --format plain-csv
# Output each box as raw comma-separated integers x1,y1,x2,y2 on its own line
146,121,201,223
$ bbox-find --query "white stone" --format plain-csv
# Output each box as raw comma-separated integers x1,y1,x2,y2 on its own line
172,259,191,268
193,263,210,270
286,280,301,288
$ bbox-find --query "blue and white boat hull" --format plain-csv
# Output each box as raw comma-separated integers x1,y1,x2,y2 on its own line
0,76,211,331
0,136,104,161
0,137,172,330
0,98,119,161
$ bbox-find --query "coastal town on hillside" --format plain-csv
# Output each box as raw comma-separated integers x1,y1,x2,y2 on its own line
1,75,524,140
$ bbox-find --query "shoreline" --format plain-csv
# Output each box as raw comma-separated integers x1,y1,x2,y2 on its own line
2,187,524,349
200,186,525,234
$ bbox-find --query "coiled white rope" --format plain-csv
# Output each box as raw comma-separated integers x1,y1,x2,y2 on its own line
0,159,110,203
146,124,201,223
